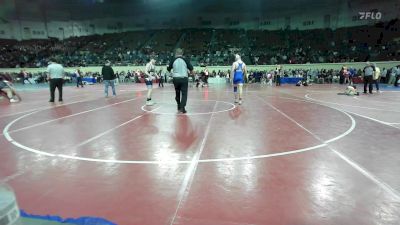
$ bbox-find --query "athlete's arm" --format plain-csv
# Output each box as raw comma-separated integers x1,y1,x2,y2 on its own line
62,67,65,79
243,64,248,81
47,66,51,80
167,59,174,72
230,62,236,83
144,64,151,77
185,58,194,75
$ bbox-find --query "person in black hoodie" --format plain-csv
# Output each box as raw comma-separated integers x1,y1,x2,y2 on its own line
102,60,116,97
339,66,345,84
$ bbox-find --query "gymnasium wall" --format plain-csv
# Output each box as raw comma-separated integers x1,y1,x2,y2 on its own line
0,15,372,40
0,0,398,41
0,20,94,40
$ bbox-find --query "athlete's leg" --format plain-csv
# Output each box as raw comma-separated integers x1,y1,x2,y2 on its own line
146,80,154,105
2,88,13,99
238,83,243,104
233,84,238,103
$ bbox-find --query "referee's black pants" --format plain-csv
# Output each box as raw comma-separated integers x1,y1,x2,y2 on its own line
363,76,373,93
276,75,281,86
49,78,63,102
173,77,188,109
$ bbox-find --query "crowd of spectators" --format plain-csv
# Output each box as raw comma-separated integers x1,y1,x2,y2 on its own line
1,21,399,68
248,24,400,65
2,64,399,87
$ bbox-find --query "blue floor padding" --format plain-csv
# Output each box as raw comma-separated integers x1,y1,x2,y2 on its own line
380,85,400,91
20,210,117,225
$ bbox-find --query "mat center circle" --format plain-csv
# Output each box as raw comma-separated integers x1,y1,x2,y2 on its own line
141,100,236,115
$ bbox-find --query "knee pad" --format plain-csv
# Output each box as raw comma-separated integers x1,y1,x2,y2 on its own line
233,86,238,92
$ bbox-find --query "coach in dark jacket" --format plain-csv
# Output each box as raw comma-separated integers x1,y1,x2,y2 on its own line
167,48,194,114
102,60,116,97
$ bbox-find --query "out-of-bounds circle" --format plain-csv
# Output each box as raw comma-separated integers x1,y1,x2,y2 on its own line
3,95,356,164
141,99,236,115
305,93,400,113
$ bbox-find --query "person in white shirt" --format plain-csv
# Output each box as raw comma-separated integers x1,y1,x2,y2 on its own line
267,72,273,86
145,59,156,106
388,66,398,85
275,65,283,86
203,68,209,87
167,48,194,114
344,85,359,96
47,58,65,103
373,63,381,92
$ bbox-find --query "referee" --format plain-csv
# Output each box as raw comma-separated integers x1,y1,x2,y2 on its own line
47,58,64,103
363,62,375,94
167,48,194,114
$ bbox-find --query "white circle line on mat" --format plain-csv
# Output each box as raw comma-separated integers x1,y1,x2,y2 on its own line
305,93,400,113
141,100,236,115
3,96,356,164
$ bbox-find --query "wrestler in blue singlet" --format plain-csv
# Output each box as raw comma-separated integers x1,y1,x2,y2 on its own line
233,63,244,84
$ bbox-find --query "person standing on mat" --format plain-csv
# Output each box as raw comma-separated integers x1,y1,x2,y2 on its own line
203,68,209,87
76,68,84,88
372,63,381,93
167,48,193,114
145,58,156,105
275,65,282,86
231,54,247,105
158,69,165,88
21,69,31,84
47,58,64,103
102,60,116,98
362,62,375,94
0,77,20,103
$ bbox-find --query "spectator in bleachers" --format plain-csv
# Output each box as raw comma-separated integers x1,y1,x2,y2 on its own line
1,24,399,68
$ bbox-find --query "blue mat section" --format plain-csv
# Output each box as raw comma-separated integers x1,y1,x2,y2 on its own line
380,85,400,91
20,210,117,225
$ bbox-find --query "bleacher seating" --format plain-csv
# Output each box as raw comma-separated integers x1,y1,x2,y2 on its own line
0,20,399,68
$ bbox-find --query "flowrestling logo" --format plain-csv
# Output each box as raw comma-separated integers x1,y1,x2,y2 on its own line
359,11,382,20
